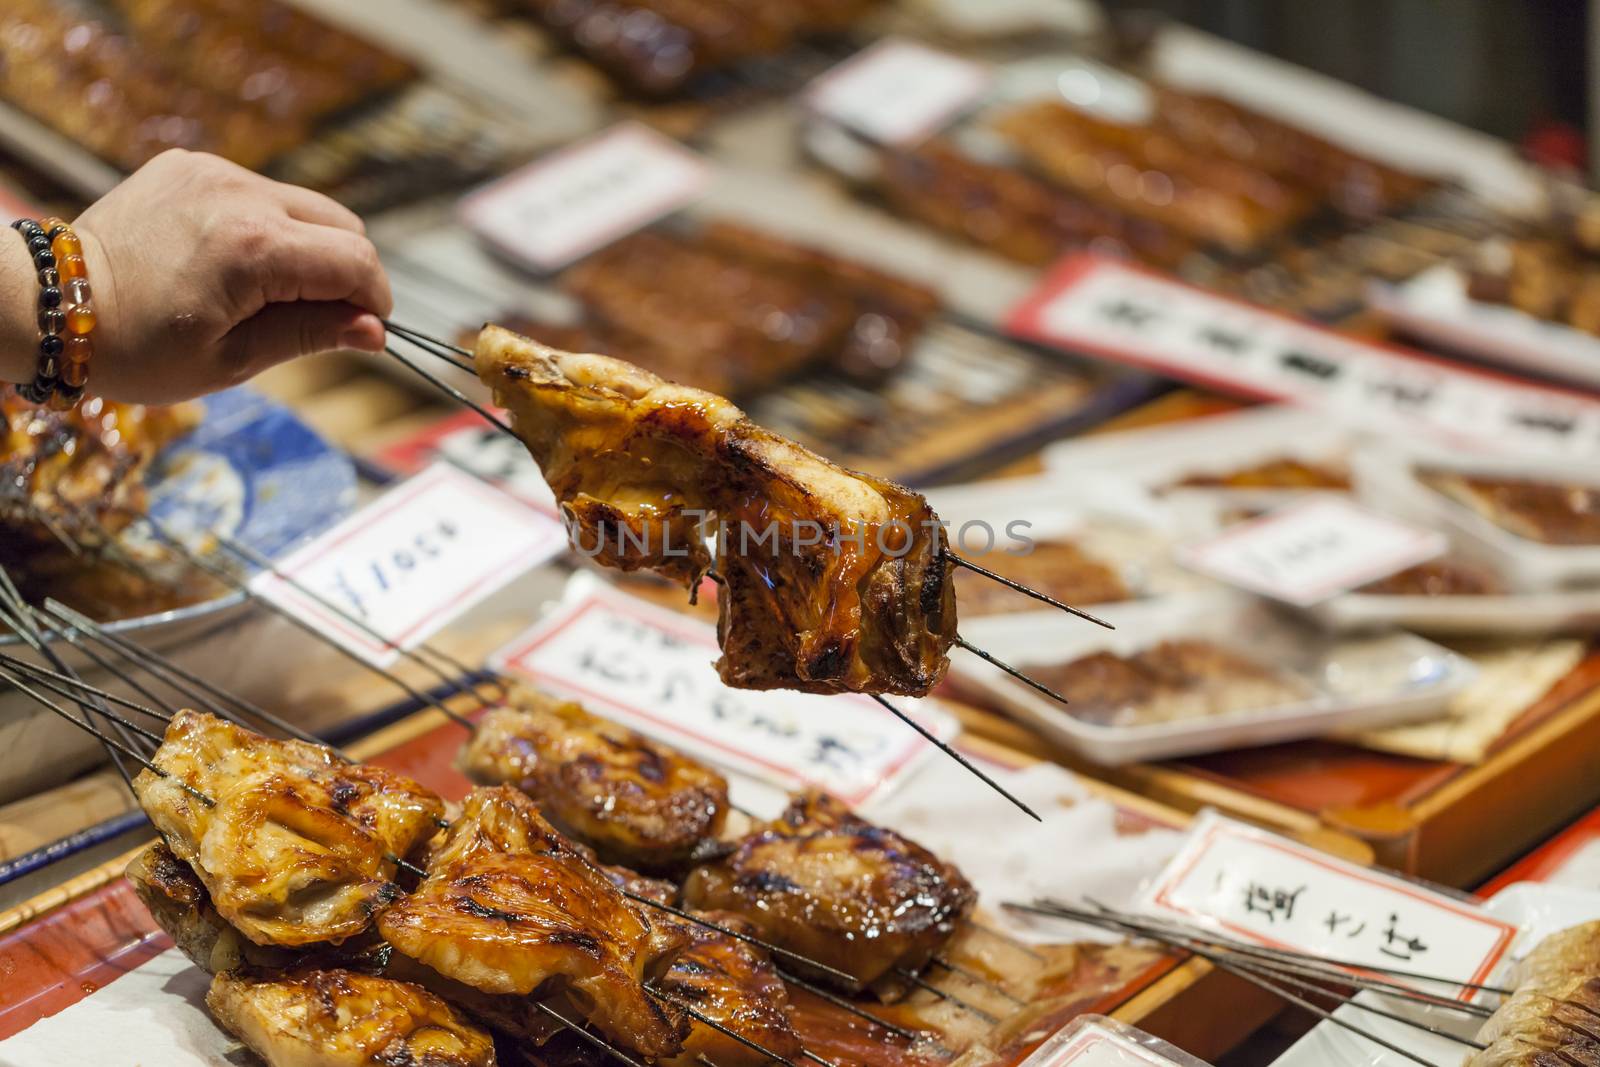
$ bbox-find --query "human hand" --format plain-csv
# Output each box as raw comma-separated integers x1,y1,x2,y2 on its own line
68,150,391,403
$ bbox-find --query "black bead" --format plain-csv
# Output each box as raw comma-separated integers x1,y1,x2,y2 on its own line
38,286,61,309
38,307,64,334
19,381,48,404
39,334,63,357
26,235,49,254
9,219,27,232
38,268,59,288
56,384,83,403
32,248,55,270
44,225,67,240
15,220,41,238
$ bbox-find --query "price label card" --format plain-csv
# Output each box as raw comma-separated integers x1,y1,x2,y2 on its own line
1020,1020,1187,1067
1177,497,1446,605
1137,813,1518,997
251,463,568,666
805,39,989,146
460,123,711,272
372,409,560,518
490,579,959,807
1008,255,1600,459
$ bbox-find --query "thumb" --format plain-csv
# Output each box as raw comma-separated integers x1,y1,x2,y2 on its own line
218,301,385,382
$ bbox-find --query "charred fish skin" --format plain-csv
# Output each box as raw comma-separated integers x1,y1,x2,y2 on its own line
474,325,957,697
131,710,443,949
458,688,730,873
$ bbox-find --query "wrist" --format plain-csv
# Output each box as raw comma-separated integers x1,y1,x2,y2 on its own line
0,228,35,386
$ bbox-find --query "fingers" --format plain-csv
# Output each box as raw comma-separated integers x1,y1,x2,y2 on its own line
272,182,366,233
253,222,393,318
218,302,385,381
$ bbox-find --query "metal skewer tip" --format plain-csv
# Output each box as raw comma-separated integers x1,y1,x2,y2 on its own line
870,694,1039,822
953,636,1071,707
951,555,1114,630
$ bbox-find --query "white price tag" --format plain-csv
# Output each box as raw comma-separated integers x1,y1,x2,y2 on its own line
1008,255,1600,459
1138,813,1517,996
374,409,560,518
806,39,989,146
1177,497,1446,606
490,582,959,807
251,463,567,666
460,123,711,272
1021,1021,1177,1067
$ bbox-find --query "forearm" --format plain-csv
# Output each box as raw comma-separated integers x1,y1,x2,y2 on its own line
0,229,37,385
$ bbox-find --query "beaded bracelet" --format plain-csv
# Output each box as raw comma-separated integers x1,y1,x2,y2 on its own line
10,216,95,409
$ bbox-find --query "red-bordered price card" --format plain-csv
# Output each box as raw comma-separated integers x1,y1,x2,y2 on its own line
1137,812,1518,997
250,463,567,666
490,577,959,807
1008,254,1600,460
1177,496,1447,606
460,122,711,272
805,38,990,146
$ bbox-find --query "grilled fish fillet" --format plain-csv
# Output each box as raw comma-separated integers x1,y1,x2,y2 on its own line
458,686,729,871
682,789,975,995
378,786,690,1059
208,968,497,1067
132,710,444,947
473,324,956,697
1470,923,1600,1066
658,908,803,1067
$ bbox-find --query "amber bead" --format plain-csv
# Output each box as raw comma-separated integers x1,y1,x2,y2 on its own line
51,232,82,259
38,216,66,234
58,255,87,280
63,335,93,364
60,360,89,388
66,304,96,335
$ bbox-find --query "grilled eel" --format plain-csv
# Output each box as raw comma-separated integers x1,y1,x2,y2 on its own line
377,786,691,1060
458,685,729,873
1470,922,1600,1066
132,710,443,947
473,324,957,697
682,790,976,997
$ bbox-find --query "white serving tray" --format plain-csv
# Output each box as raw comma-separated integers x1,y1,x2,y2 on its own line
951,592,1476,765
1353,444,1600,591
1370,264,1600,391
1273,882,1600,1066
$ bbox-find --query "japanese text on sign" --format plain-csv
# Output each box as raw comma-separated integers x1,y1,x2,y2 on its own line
1008,256,1600,460
1178,497,1447,605
805,39,990,146
1138,813,1517,996
461,123,711,272
490,582,958,806
250,463,567,667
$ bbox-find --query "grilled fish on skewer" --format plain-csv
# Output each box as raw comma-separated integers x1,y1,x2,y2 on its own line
208,968,498,1067
1469,923,1600,1066
683,789,976,996
378,786,690,1059
473,324,957,697
458,686,729,872
656,909,804,1066
126,841,294,975
132,710,443,947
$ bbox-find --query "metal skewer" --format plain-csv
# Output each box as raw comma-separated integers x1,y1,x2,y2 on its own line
893,967,999,1024
950,555,1114,630
954,636,1071,706
870,695,1039,821
0,655,172,723
647,986,809,1067
535,1002,650,1067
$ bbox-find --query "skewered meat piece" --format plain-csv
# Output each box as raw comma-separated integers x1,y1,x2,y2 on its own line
993,100,1314,254
208,968,498,1067
873,139,1191,268
378,786,690,1059
127,841,295,975
457,686,730,872
1468,923,1600,1066
1359,558,1500,596
132,710,444,947
682,789,976,996
1168,457,1350,490
1421,469,1600,546
657,908,804,1067
474,324,957,696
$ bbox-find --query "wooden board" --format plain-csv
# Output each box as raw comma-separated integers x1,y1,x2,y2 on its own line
0,686,1369,1062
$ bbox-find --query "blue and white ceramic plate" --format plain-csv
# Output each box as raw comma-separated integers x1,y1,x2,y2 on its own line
12,387,356,643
